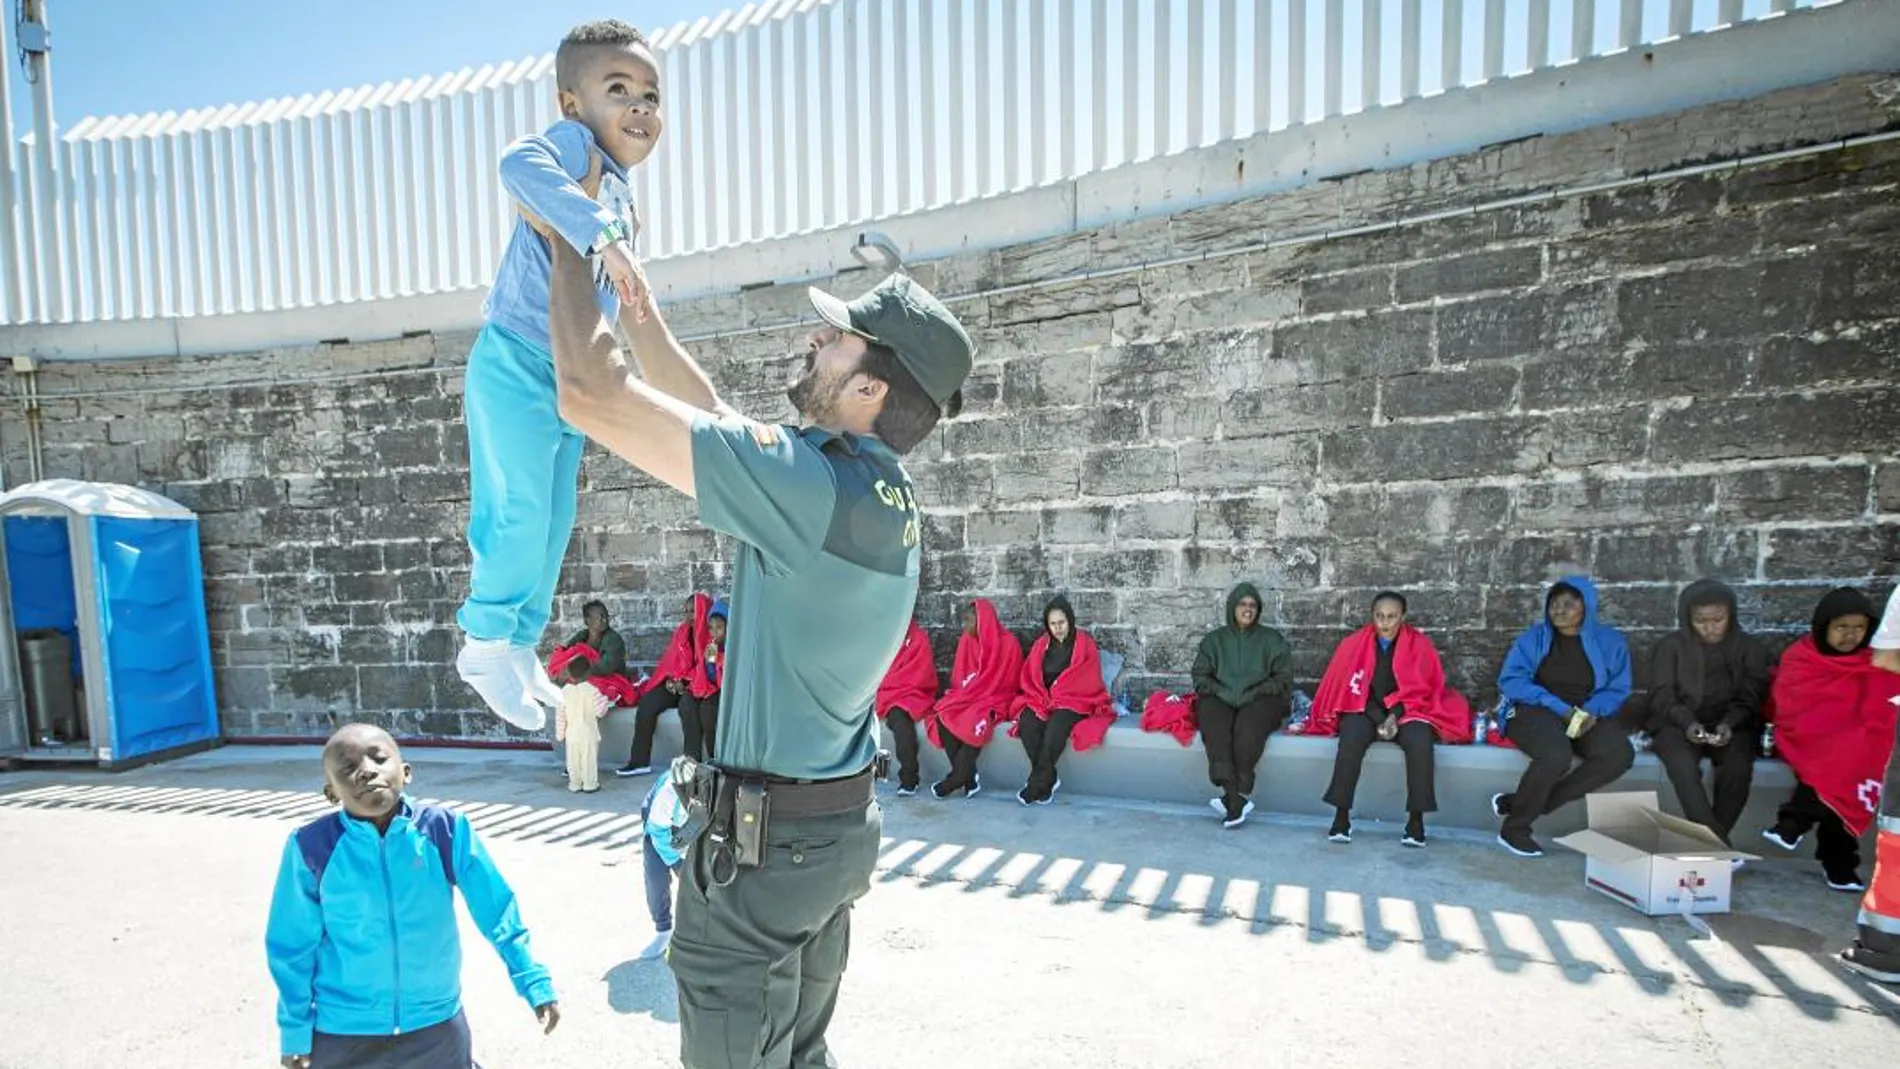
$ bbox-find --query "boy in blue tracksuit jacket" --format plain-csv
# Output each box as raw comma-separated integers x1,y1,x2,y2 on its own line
265,725,559,1068
1491,575,1636,858
454,19,665,732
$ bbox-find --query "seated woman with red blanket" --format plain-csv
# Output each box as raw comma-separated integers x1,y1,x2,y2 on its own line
1012,595,1114,806
875,619,940,797
616,593,712,777
1762,588,1899,893
1308,592,1471,848
928,599,1024,800
679,599,728,761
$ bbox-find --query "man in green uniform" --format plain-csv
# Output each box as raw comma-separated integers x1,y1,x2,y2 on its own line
544,239,973,1067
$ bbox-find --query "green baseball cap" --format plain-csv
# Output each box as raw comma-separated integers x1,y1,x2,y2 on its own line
808,273,974,408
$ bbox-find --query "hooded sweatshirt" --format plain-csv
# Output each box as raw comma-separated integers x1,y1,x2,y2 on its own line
1038,595,1078,689
1498,575,1632,723
931,599,1026,748
692,597,729,698
1645,579,1769,732
1191,583,1293,710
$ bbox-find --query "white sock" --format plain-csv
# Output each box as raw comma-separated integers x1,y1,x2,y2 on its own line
456,637,544,731
512,646,566,709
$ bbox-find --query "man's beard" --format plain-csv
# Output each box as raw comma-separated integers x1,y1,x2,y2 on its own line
787,359,850,427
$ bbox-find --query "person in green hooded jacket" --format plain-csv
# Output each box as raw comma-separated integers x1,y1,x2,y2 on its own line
1192,582,1294,828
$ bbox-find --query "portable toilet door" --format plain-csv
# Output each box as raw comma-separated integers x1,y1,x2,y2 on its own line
0,480,221,768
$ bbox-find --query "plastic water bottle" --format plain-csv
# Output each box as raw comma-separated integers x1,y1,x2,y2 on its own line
1472,709,1489,745
1761,724,1776,759
1287,690,1312,734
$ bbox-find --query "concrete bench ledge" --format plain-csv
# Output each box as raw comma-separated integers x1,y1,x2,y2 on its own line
580,705,1804,839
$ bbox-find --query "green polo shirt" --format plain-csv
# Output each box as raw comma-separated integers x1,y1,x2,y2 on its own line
689,413,921,780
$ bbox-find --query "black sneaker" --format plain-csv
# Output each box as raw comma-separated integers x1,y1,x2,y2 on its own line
1017,785,1036,806
931,777,965,799
966,773,984,800
1036,778,1061,805
895,782,918,798
1497,828,1544,858
1761,825,1804,852
615,763,653,778
1221,795,1254,829
1840,948,1900,984
1402,814,1427,848
1826,871,1867,893
1490,793,1513,819
1327,811,1352,844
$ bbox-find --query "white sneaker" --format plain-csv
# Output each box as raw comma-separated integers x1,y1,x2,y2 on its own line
636,930,672,961
457,638,544,730
512,646,566,709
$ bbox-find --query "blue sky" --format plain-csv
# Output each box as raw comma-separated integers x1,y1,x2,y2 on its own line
4,0,733,131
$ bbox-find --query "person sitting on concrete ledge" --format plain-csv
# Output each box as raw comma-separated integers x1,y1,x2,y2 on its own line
1492,576,1635,858
1011,595,1115,806
548,599,639,706
616,593,712,777
1307,591,1473,848
1643,579,1769,847
1192,582,1294,830
1766,587,1898,893
927,599,1024,799
875,618,940,797
678,598,728,761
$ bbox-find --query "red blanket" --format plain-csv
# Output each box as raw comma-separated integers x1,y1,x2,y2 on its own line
1011,629,1116,752
545,642,643,707
1306,625,1474,743
1771,635,1900,836
636,594,711,700
1141,691,1199,747
927,600,1024,749
877,621,939,722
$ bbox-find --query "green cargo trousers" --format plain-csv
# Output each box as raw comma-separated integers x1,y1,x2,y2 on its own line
669,800,883,1068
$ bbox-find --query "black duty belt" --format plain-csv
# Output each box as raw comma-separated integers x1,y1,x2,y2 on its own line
670,752,888,887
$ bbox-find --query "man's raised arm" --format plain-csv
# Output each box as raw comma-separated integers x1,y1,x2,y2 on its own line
614,271,739,419
548,240,704,498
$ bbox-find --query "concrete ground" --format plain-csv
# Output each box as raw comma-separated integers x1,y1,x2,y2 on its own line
0,746,1895,1069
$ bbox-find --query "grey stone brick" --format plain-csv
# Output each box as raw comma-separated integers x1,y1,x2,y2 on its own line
994,545,1064,591
1516,475,1717,531
1115,501,1197,542
1755,324,1900,390
272,666,359,711
1149,397,1221,441
1223,380,1378,437
967,510,1040,547
359,665,436,711
1082,447,1177,497
993,453,1081,504
910,459,993,509
1380,366,1518,420
1301,268,1394,315
1275,309,1434,382
1719,465,1869,523
1395,246,1543,302
1193,497,1280,544
1593,531,1761,584
1520,348,1748,410
944,418,1021,458
1436,294,1547,365
1178,437,1317,492
1880,465,1900,514
1322,419,1534,482
1651,389,1900,465
1069,549,1176,591
1002,351,1094,409
1765,525,1900,581
1042,506,1113,545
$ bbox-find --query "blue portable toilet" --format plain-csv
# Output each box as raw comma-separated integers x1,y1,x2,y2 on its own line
0,479,221,768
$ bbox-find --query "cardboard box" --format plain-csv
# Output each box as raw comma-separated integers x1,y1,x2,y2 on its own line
1554,792,1758,917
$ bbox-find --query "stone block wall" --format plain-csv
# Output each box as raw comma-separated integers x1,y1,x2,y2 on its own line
5,74,1899,739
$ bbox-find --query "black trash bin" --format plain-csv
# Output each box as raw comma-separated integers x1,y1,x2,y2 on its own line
19,629,80,745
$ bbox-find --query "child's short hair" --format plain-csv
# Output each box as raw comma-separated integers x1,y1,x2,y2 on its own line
565,654,597,683
556,20,651,90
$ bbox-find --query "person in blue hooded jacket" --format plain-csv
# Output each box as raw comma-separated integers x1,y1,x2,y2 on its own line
1491,576,1636,858
265,724,558,1068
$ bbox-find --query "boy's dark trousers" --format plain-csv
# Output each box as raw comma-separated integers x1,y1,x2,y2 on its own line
1775,781,1862,877
1017,708,1085,795
1322,712,1438,813
1650,721,1755,842
884,707,921,789
310,1009,478,1068
681,691,722,761
644,834,677,932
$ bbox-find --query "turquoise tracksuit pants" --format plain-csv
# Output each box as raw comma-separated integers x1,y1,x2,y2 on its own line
456,324,584,647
